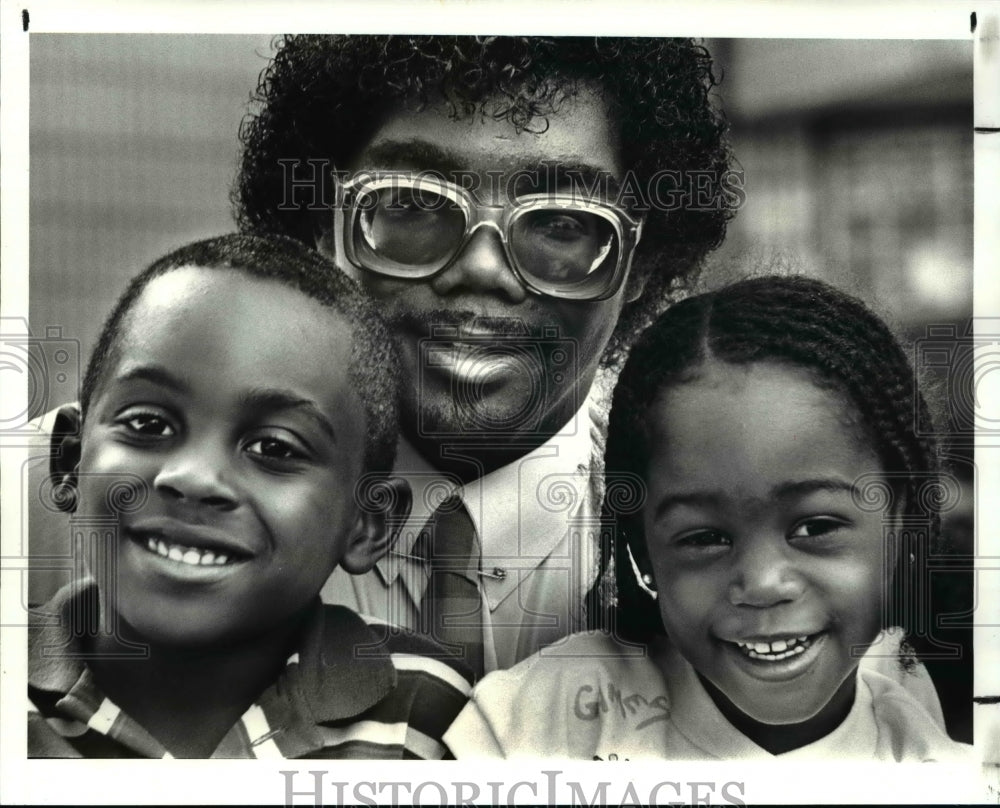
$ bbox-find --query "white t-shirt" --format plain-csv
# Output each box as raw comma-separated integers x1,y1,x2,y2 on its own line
444,631,970,761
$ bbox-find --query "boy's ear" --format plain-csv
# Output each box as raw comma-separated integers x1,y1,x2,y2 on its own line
50,403,83,513
340,477,413,575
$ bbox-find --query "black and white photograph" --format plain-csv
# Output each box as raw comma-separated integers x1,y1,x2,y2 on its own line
1,1,996,803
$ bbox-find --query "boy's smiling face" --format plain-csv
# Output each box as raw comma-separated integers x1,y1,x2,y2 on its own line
642,360,891,731
77,267,372,647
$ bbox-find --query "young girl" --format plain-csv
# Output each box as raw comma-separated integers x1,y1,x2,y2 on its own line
445,275,969,760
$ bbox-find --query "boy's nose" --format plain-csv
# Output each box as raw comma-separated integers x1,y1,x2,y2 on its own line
429,224,528,303
153,446,238,510
727,539,805,608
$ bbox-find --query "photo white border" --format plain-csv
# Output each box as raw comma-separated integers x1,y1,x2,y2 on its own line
2,1,996,804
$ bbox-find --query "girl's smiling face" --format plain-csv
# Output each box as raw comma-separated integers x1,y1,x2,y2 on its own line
643,360,894,731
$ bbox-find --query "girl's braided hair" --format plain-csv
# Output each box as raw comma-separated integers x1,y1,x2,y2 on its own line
600,275,941,659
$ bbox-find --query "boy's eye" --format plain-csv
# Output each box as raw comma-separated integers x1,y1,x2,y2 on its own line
788,517,847,540
244,435,308,462
116,410,176,437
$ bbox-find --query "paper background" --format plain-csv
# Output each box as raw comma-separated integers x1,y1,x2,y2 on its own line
2,1,995,803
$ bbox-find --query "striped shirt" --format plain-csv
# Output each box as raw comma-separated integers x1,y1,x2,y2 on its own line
29,580,472,759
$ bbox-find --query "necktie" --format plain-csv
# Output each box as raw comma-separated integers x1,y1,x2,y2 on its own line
415,495,485,678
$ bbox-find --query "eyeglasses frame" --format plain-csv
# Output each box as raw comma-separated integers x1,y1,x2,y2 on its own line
340,172,644,302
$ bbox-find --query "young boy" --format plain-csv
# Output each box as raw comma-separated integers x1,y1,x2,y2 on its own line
28,234,472,758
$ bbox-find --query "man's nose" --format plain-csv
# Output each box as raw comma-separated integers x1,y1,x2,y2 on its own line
727,538,805,608
153,441,239,510
429,222,528,303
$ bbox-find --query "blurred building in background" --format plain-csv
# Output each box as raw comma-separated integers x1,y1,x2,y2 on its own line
28,34,275,373
704,38,972,334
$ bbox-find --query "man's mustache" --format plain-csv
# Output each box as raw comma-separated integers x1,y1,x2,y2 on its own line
389,310,537,339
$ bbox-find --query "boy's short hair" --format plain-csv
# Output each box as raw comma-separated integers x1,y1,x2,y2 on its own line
81,233,400,475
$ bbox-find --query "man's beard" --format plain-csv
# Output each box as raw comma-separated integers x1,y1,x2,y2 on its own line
385,306,581,472
403,362,549,441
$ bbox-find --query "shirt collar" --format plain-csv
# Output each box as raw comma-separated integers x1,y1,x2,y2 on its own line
30,582,400,758
655,637,877,760
29,579,93,696
654,637,767,759
374,392,603,605
282,603,397,724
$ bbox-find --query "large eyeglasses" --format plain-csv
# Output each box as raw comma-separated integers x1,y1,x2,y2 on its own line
341,173,643,301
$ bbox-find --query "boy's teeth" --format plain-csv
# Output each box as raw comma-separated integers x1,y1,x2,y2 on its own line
141,535,235,566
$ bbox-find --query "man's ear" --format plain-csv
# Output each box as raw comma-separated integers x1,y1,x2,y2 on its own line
313,214,336,259
621,215,650,304
312,193,347,259
340,477,413,575
623,266,650,304
50,403,83,513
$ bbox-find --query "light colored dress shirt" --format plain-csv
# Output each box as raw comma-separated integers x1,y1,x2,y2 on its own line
321,398,605,673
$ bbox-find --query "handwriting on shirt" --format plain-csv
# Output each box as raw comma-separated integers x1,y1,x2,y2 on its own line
574,683,670,730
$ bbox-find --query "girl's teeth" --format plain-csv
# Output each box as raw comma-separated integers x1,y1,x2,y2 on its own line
168,546,184,561
199,551,216,566
737,635,814,660
158,540,169,557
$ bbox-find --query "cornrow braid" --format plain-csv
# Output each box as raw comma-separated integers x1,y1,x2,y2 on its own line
600,275,940,659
